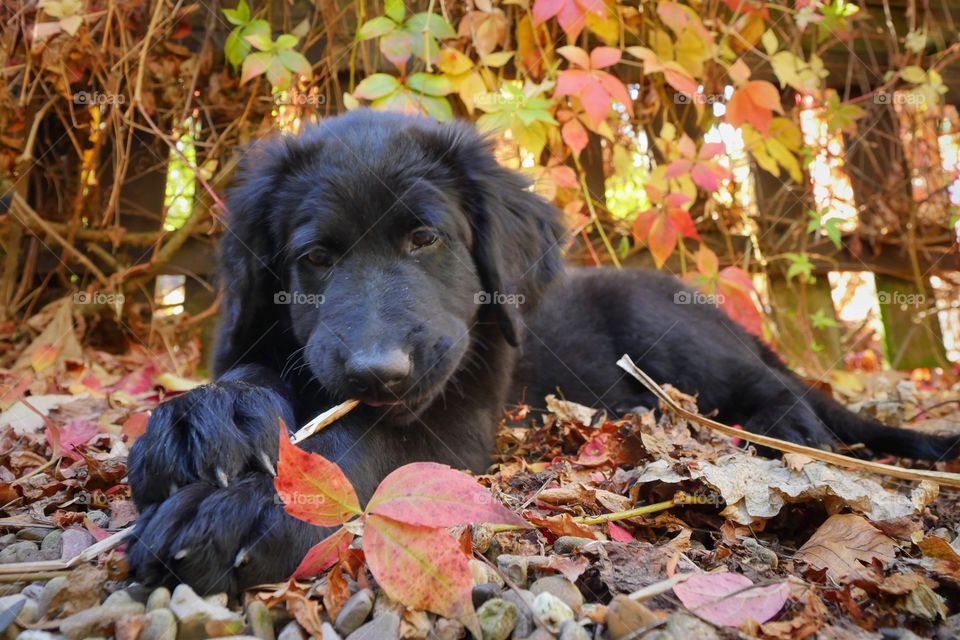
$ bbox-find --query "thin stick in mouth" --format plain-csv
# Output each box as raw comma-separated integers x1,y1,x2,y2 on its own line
289,399,360,444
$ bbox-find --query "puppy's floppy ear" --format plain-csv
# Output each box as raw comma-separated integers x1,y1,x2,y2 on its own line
213,134,319,375
414,122,566,346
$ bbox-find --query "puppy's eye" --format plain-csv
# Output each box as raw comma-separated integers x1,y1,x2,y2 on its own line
304,247,333,267
409,228,439,251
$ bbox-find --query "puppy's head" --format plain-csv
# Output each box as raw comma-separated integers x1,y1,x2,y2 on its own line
215,110,564,422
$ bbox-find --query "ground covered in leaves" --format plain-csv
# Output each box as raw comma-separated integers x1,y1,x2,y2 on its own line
2,299,960,640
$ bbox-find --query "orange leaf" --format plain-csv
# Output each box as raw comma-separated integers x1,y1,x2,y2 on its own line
275,422,362,527
562,118,589,156
31,344,59,372
726,81,783,134
366,462,527,528
363,513,479,635
293,527,354,578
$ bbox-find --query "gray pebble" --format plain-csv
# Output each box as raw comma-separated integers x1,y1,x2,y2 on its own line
17,597,40,626
140,608,177,640
246,600,275,640
59,602,145,639
468,559,503,587
0,534,16,548
37,577,67,618
472,583,502,609
15,632,60,640
0,542,41,564
530,576,583,616
0,595,26,633
532,592,574,633
39,531,62,560
334,589,374,637
558,620,591,640
146,587,171,612
86,510,110,529
59,529,94,562
346,611,400,640
277,621,306,640
429,618,464,640
319,623,341,640
552,537,595,555
169,584,244,639
502,590,535,639
495,555,527,587
477,598,518,640
102,590,133,607
16,528,49,542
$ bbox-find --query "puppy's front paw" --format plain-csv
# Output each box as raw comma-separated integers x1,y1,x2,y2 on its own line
127,380,294,509
127,475,320,594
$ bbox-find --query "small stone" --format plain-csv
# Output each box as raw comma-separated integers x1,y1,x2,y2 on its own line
319,623,341,640
59,529,95,561
495,555,527,587
146,587,171,612
0,534,16,548
346,611,400,640
501,590,535,639
334,589,374,637
530,576,583,616
169,584,244,640
372,592,403,619
523,630,554,640
663,612,716,637
558,620,591,640
532,592,574,633
605,595,659,640
15,632,59,640
36,576,67,618
246,601,275,640
39,530,63,560
102,590,133,607
0,595,26,632
0,542,41,564
59,602,146,639
472,583,502,609
205,593,229,608
476,598,518,640
17,598,40,625
552,537,595,555
86,510,110,529
141,608,177,640
277,621,306,640
429,618,464,640
468,559,503,587
471,524,494,554
16,528,49,542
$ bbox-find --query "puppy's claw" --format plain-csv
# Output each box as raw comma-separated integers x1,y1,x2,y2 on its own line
174,548,190,560
234,547,250,567
169,482,179,495
216,468,229,488
259,452,276,477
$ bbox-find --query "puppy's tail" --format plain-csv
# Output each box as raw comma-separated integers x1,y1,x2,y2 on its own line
807,389,960,461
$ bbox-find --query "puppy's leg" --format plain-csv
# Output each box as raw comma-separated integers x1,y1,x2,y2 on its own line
127,474,323,594
127,364,295,510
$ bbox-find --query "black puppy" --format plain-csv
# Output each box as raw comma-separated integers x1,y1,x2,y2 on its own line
127,110,959,594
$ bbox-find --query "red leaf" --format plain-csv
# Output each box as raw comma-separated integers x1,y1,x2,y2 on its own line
366,462,527,528
49,420,98,461
590,46,621,69
275,423,362,527
668,208,701,240
608,522,634,542
293,527,354,578
647,215,678,268
363,513,479,634
562,118,589,157
673,573,789,627
726,81,783,134
579,80,612,128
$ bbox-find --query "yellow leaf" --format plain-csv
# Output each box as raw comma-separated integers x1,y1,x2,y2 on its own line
769,117,802,150
457,72,488,113
760,29,778,55
438,48,474,75
674,29,708,77
479,51,514,67
586,11,620,44
765,137,802,182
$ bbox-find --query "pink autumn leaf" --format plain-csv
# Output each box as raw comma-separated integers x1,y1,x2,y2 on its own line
590,46,621,69
673,573,789,627
293,527,355,578
532,0,604,41
608,522,634,542
555,49,633,127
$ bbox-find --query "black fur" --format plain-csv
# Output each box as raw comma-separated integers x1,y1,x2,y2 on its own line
127,110,959,595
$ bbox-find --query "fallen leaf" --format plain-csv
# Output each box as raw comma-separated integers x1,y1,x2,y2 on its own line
673,572,789,627
293,527,354,578
796,514,897,578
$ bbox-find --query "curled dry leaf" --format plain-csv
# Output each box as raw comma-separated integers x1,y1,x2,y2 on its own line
795,514,897,579
637,453,917,524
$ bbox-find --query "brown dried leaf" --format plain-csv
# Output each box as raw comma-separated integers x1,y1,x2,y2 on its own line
796,514,897,579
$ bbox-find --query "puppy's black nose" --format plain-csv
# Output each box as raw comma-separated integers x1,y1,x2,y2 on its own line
344,348,412,395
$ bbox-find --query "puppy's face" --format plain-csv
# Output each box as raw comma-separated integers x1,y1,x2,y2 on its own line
276,146,483,422
219,112,565,426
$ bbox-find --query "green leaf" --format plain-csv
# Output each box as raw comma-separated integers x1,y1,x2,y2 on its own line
354,73,402,100
406,72,452,96
407,13,456,39
418,94,453,121
241,50,274,83
785,252,815,283
357,16,397,40
809,308,838,330
385,0,406,23
900,65,927,84
243,20,273,51
274,33,299,50
277,49,312,78
223,0,250,26
225,27,251,70
266,55,292,89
